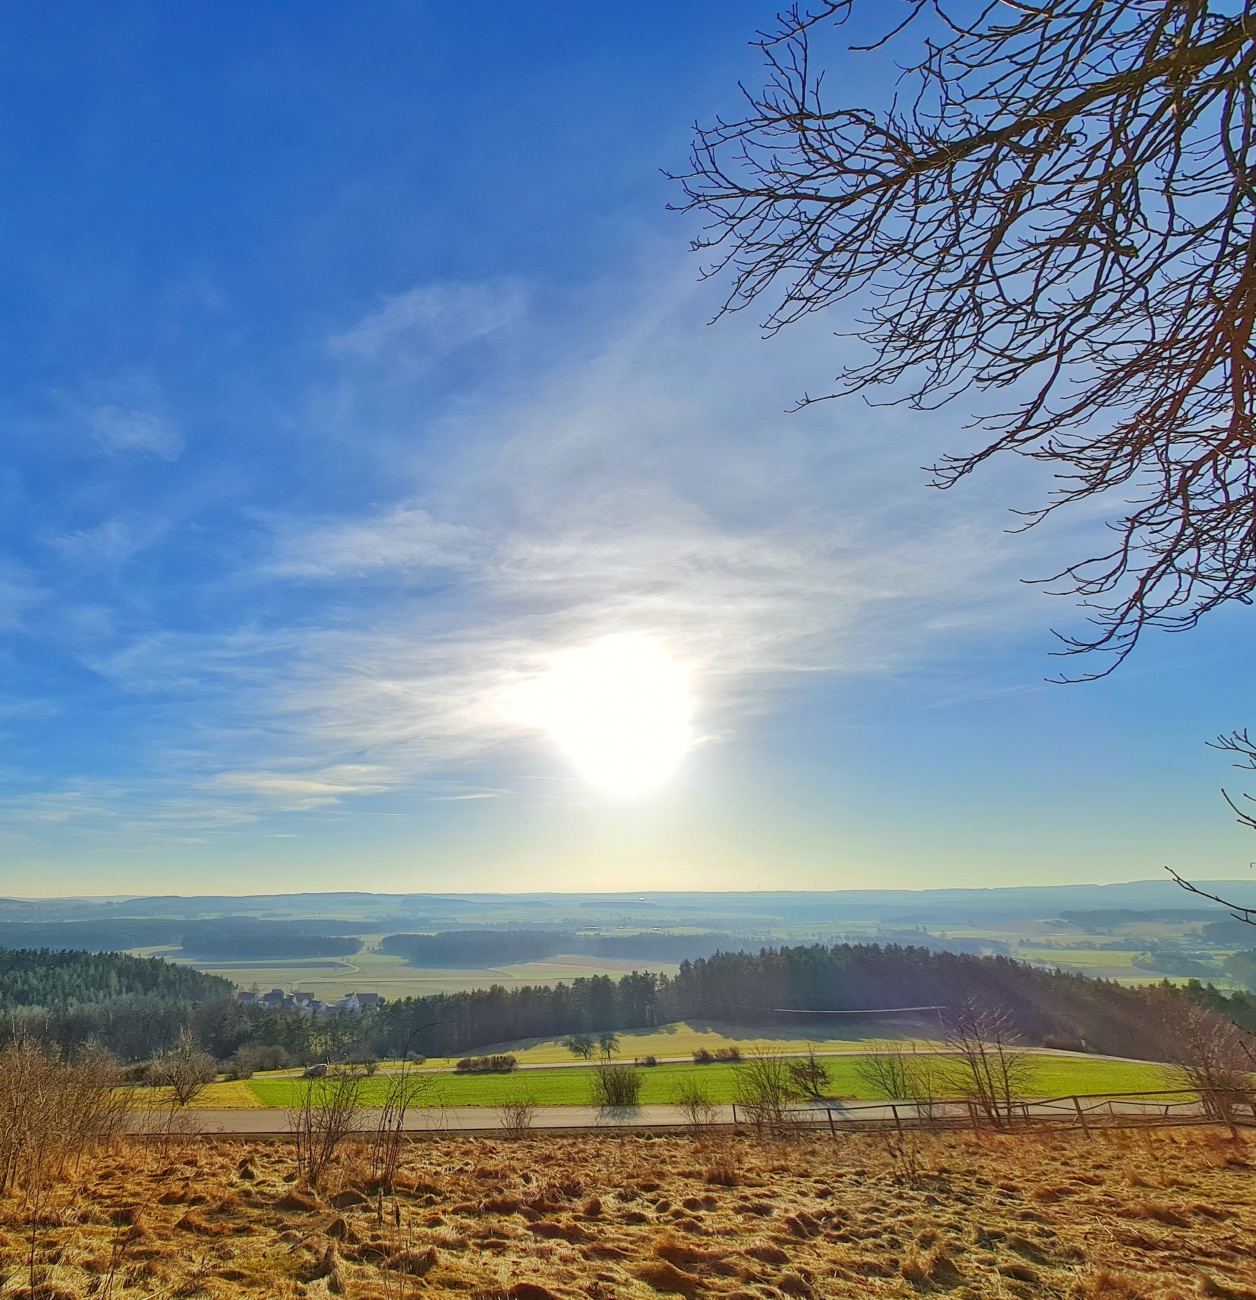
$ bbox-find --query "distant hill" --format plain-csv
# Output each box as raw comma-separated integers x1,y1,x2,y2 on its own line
1,880,1254,931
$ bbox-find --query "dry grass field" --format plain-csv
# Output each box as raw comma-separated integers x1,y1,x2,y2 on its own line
3,1125,1254,1299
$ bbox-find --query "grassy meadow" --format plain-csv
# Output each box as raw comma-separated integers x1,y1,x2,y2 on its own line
10,1125,1254,1298
232,1052,1173,1110
445,1020,936,1067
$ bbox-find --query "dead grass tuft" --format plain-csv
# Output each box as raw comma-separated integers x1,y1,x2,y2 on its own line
0,1123,1238,1297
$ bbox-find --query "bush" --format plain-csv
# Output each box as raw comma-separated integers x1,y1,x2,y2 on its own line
713,1046,742,1062
675,1076,718,1128
787,1049,830,1099
637,1054,659,1067
226,1043,295,1080
454,1055,518,1073
149,1030,217,1107
0,1044,130,1198
498,1092,538,1138
732,1050,795,1131
693,1048,714,1064
591,1063,643,1108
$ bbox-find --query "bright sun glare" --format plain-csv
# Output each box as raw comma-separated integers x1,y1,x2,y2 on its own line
513,635,694,797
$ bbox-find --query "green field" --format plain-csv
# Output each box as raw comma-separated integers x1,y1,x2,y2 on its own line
446,1020,934,1067
243,1053,1172,1109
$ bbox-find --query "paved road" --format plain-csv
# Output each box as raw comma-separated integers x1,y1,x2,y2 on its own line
169,1104,707,1135
161,1093,1213,1137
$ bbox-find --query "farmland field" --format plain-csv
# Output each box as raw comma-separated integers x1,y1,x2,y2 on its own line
454,1020,938,1066
236,1052,1172,1109
158,947,680,1001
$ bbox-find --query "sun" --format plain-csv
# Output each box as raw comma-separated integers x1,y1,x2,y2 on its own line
513,635,694,796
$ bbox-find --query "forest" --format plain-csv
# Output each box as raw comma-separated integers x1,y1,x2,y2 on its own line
0,919,365,960
379,928,741,966
3,940,1255,1066
369,944,1256,1062
0,947,230,1007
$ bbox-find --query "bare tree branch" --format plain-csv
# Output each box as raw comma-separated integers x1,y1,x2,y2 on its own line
1164,863,1256,923
675,1,1256,674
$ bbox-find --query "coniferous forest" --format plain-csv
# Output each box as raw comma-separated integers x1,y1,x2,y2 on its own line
1,941,1250,1067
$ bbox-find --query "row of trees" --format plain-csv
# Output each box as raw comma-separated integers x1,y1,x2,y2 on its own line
380,929,741,967
368,943,1255,1064
2,941,1254,1069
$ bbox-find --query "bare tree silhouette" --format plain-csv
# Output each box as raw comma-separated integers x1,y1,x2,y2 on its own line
676,0,1256,674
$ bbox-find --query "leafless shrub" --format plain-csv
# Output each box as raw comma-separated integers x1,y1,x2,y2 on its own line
0,1042,130,1199
855,1041,943,1126
881,1130,928,1185
148,1029,217,1108
370,1066,438,1191
0,1043,132,1295
1163,1001,1256,1137
733,1048,796,1134
675,1076,718,1131
226,1043,293,1079
498,1091,538,1138
940,1003,1033,1129
787,1047,831,1100
291,1067,364,1189
590,1063,642,1109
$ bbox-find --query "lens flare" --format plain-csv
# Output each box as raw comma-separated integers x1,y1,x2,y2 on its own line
513,635,694,796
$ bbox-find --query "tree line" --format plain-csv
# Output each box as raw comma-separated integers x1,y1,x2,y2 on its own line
379,929,742,968
369,944,1256,1064
1,941,1253,1067
0,920,364,960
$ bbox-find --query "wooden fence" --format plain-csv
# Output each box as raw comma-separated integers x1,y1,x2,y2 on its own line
730,1087,1256,1135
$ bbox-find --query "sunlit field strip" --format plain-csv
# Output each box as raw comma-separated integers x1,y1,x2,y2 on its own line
418,1021,939,1066
242,1054,1172,1109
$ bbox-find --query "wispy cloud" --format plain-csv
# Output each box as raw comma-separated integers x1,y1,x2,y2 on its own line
206,764,397,811
24,268,1078,832
69,372,184,460
212,272,1067,800
49,516,169,571
87,404,183,459
328,280,526,363
0,561,42,633
269,505,484,578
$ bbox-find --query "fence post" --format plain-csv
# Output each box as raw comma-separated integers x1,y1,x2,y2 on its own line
1071,1095,1090,1136
891,1104,903,1135
730,1103,737,1128
826,1108,836,1138
967,1100,980,1133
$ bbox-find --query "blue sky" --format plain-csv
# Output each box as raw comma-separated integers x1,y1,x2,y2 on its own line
2,1,1255,895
